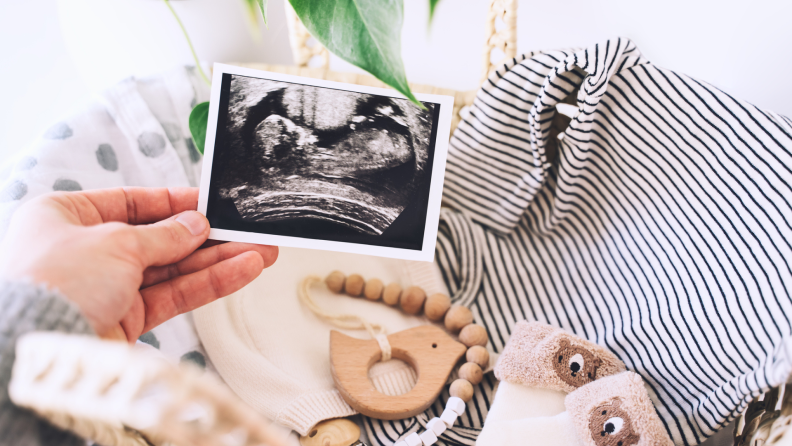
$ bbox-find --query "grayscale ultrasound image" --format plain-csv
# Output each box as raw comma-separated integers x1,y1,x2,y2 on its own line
207,74,438,245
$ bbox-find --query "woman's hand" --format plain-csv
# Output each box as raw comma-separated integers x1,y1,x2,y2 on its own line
0,187,277,342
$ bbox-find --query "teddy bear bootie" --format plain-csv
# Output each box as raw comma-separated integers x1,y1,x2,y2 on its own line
477,322,673,446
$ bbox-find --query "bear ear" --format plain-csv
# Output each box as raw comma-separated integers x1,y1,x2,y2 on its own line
557,338,571,349
611,397,623,409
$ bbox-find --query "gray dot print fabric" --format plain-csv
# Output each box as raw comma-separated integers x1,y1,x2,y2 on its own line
0,180,27,202
43,122,73,140
95,144,119,171
17,157,37,171
185,138,201,163
138,131,166,158
138,331,160,349
52,178,82,192
162,122,182,144
180,350,207,369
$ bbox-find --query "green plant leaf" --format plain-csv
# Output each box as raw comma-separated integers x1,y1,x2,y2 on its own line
288,0,421,107
242,0,268,28
189,101,210,155
428,0,440,23
256,0,268,26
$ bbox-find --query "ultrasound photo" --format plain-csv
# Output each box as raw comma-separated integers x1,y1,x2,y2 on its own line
200,67,450,259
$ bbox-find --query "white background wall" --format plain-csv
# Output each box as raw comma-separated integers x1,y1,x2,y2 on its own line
1,0,790,165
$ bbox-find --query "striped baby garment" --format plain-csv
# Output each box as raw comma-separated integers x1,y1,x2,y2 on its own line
364,38,792,446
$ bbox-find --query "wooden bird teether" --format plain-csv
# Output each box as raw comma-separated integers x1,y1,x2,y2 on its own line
298,273,493,445
330,325,466,420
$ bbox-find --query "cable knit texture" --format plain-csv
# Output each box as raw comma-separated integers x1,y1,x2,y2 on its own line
0,281,94,446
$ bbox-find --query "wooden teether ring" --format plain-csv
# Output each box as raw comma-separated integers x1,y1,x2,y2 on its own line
299,418,361,446
330,325,466,420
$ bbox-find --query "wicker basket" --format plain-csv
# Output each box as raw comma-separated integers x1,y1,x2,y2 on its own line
252,3,791,445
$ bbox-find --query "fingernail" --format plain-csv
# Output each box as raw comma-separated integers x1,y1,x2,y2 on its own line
176,211,208,236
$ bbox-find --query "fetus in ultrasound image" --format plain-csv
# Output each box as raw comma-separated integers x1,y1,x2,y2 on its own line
212,75,436,237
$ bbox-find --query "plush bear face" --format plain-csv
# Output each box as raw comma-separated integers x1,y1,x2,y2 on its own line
588,398,640,446
552,338,603,388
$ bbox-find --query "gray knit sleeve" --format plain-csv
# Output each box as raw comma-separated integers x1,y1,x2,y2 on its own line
0,281,94,446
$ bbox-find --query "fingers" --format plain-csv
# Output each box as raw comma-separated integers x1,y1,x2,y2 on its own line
140,251,265,333
142,242,278,288
97,323,128,342
131,210,210,267
70,187,199,225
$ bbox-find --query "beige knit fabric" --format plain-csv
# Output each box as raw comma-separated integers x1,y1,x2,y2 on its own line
565,372,674,446
494,321,626,393
192,247,447,435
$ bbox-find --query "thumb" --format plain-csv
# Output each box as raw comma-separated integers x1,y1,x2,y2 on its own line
131,211,210,267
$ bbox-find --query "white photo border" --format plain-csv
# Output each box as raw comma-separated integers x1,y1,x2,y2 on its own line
197,63,454,262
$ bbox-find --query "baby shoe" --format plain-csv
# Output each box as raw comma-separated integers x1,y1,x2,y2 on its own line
565,371,674,446
477,321,626,445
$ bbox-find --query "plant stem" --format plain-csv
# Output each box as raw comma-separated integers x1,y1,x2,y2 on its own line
163,0,211,85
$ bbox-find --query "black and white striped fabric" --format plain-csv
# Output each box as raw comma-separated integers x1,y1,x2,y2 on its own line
364,38,792,446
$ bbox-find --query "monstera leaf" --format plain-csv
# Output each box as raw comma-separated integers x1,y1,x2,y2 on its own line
288,0,420,106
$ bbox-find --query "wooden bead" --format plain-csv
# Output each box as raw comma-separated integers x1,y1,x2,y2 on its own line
364,278,384,301
345,274,364,297
458,324,488,347
466,345,490,369
458,362,483,385
444,306,473,333
382,282,402,306
424,293,451,321
449,379,474,402
325,271,346,294
400,286,427,315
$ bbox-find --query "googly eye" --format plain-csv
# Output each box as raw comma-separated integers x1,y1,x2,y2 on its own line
569,353,584,372
603,417,624,435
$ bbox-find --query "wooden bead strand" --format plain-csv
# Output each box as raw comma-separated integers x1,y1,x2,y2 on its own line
400,286,427,315
344,274,365,297
382,282,402,306
363,278,384,301
320,271,494,446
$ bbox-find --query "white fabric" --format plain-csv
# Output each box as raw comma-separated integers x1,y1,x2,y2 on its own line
487,381,567,421
476,381,576,446
192,246,448,436
476,411,581,446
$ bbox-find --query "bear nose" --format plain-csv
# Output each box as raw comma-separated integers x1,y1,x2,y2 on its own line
570,362,581,373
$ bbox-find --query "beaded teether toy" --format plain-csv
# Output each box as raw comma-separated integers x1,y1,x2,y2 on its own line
298,271,492,446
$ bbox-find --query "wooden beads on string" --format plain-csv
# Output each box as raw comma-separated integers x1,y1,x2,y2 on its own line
400,286,426,314
382,283,401,306
459,324,488,347
466,345,490,369
324,271,489,403
325,271,346,294
425,293,451,321
364,279,384,301
449,379,474,402
458,362,483,385
445,306,473,333
344,274,365,297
